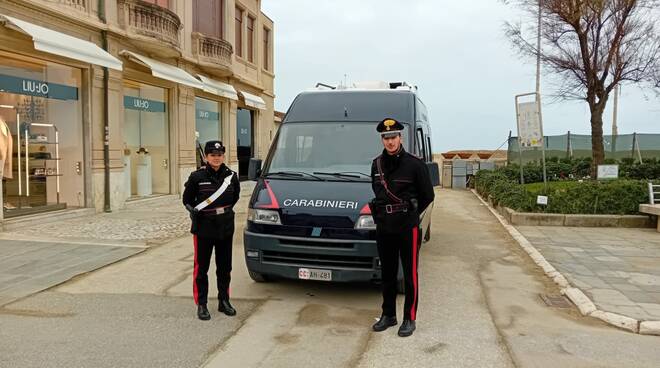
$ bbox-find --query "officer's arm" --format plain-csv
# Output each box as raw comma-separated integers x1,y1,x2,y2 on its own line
416,161,435,212
182,174,197,208
231,173,241,207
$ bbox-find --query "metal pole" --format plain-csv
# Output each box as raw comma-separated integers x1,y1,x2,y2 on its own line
538,93,548,192
536,0,542,96
515,96,525,184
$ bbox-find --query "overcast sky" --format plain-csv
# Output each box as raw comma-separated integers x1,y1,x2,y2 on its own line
261,0,660,152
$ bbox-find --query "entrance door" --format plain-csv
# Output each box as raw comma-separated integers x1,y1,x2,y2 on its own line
123,81,170,198
236,108,253,180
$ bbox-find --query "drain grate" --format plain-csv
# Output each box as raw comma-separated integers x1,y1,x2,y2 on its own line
540,294,573,308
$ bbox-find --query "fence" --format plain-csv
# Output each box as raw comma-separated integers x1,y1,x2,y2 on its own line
507,132,660,164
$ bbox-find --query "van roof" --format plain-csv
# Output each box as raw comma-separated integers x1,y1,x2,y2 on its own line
284,90,416,123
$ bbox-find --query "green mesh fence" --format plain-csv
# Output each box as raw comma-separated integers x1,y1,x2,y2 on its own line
508,133,658,163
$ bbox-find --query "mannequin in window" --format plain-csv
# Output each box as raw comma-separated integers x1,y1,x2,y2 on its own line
0,116,12,179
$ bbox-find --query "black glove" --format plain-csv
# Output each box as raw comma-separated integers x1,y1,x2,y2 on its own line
185,204,199,219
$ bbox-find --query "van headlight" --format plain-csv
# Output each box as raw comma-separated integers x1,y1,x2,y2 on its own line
355,215,376,230
248,208,282,225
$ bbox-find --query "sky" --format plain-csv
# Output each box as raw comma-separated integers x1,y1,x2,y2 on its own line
261,0,660,153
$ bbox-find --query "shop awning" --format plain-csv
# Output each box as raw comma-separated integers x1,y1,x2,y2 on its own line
120,50,203,89
239,90,266,110
197,75,238,100
0,14,123,71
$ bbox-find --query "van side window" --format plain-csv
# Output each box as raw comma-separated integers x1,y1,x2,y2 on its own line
416,128,427,161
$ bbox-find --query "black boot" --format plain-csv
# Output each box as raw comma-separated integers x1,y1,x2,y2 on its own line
197,304,211,321
397,319,416,337
372,315,397,332
219,299,237,316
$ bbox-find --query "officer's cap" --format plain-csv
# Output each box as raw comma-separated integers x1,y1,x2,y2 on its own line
204,140,226,154
376,118,405,138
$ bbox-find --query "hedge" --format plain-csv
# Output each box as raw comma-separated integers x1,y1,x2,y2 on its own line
503,157,660,183
475,169,650,215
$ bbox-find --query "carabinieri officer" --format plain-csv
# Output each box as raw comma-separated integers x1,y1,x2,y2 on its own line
369,118,434,337
183,140,240,321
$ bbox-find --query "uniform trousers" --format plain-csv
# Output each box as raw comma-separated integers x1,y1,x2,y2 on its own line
376,225,421,321
193,235,233,306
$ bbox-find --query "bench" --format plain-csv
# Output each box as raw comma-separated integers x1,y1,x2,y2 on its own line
639,182,660,232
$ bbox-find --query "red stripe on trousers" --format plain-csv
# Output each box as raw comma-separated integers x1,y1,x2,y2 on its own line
411,227,418,321
193,235,199,305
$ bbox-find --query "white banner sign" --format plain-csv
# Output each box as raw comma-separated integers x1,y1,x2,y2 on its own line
597,165,619,180
517,101,543,148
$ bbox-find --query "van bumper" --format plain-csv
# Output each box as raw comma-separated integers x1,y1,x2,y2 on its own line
243,230,381,282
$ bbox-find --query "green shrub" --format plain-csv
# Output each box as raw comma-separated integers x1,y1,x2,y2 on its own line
475,169,650,215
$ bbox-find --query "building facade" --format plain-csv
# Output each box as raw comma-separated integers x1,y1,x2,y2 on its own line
0,0,275,218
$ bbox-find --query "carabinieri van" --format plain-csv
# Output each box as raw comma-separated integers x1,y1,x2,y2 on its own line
244,81,440,291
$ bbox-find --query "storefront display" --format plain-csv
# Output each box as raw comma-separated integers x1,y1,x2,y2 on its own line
195,96,221,167
0,52,84,217
123,80,170,198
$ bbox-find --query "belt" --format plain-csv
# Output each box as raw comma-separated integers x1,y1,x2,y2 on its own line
202,206,231,215
381,203,409,214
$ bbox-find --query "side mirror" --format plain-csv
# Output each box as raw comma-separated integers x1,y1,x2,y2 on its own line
426,162,440,187
248,158,263,181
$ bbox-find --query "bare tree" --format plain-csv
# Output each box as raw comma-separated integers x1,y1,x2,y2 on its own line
505,0,660,176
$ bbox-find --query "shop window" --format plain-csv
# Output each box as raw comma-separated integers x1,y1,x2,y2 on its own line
195,97,222,168
123,80,170,198
0,52,84,217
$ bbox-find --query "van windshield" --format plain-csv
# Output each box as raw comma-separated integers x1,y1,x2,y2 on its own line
265,122,408,178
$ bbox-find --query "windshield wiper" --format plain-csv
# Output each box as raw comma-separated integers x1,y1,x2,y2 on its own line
313,172,371,181
264,171,324,181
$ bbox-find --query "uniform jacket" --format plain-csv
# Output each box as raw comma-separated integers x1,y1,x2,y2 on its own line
182,164,240,239
370,147,435,233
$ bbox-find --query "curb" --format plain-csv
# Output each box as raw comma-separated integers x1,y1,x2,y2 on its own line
472,189,660,335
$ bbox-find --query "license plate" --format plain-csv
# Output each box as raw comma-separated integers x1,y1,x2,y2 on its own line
298,268,332,281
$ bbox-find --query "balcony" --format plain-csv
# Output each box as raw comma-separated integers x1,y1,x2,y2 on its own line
118,0,181,55
54,0,88,11
191,32,233,73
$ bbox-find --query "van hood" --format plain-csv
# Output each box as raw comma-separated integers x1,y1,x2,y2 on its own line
251,178,372,228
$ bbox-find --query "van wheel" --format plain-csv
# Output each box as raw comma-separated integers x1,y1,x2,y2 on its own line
423,224,431,243
248,270,269,283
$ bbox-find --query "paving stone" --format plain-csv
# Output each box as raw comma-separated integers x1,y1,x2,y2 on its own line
571,275,611,289
587,289,637,306
610,283,643,292
619,290,660,304
593,255,624,262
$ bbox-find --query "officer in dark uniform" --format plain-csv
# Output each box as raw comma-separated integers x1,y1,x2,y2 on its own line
182,140,240,321
369,118,435,337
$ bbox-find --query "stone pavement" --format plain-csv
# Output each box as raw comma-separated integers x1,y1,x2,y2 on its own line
0,239,144,307
0,181,255,308
516,226,660,322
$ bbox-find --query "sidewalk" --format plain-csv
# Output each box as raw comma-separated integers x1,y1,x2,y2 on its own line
0,181,255,308
516,226,660,322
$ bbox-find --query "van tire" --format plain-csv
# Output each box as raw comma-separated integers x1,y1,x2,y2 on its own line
248,270,269,282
